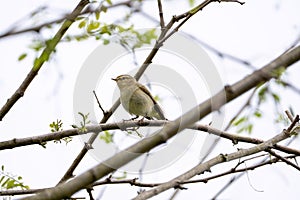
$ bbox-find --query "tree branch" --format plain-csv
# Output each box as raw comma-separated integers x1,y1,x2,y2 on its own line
21,42,300,200
133,116,299,200
57,0,230,185
0,0,133,39
266,149,300,171
1,155,296,197
157,0,165,28
1,120,300,156
0,0,89,121
211,110,300,199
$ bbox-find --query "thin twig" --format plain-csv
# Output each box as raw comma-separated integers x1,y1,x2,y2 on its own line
183,155,295,185
133,120,297,200
211,112,300,199
285,110,295,122
2,155,295,197
266,149,300,171
58,0,225,185
14,44,300,200
157,0,165,28
198,87,257,164
225,87,258,130
2,120,300,156
93,90,106,115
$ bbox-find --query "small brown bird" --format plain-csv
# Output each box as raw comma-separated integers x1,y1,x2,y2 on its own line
112,74,166,120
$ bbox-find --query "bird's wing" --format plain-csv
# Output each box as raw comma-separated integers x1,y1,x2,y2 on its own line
138,83,166,120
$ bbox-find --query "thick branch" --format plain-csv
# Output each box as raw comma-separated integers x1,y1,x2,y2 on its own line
58,0,226,184
133,116,298,200
1,155,296,197
21,43,300,200
1,120,300,156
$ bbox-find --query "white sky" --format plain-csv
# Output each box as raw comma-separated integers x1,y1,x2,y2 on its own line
1,0,300,199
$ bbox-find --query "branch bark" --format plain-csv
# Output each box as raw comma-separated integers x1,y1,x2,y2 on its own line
2,120,300,157
21,44,300,200
133,116,299,200
57,0,240,184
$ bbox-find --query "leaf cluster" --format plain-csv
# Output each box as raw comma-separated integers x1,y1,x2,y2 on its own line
0,165,29,190
72,112,91,132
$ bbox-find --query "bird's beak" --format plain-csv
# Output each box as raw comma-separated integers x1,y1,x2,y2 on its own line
111,78,117,81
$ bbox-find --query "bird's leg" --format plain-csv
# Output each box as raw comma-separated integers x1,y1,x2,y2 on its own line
131,115,139,120
137,116,145,125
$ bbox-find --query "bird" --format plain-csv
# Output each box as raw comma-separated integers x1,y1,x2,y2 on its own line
112,74,166,120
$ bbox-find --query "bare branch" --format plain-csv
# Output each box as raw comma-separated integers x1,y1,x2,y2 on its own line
0,0,90,121
93,90,106,116
182,155,296,185
2,119,300,157
133,118,298,200
58,0,230,185
157,0,165,28
285,110,295,122
21,43,300,200
2,154,296,197
266,149,300,171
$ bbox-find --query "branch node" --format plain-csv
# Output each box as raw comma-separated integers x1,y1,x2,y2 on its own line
224,84,234,94
286,115,299,133
105,174,113,182
84,142,94,150
174,181,187,190
130,178,138,185
220,153,228,162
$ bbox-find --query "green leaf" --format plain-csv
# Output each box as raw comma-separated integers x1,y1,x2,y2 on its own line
258,86,268,102
103,39,110,45
6,179,16,189
189,0,195,6
0,176,5,184
106,0,113,5
246,124,253,134
76,16,85,21
100,131,113,143
100,25,111,35
87,21,100,33
271,66,286,78
49,119,63,132
78,19,87,29
1,177,9,187
233,116,247,126
254,110,262,118
153,95,160,102
29,40,44,52
271,92,280,103
74,112,90,133
18,53,27,61
95,11,100,20
275,113,289,126
102,6,108,13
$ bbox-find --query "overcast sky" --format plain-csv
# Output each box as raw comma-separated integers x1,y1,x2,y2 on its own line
1,0,300,199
